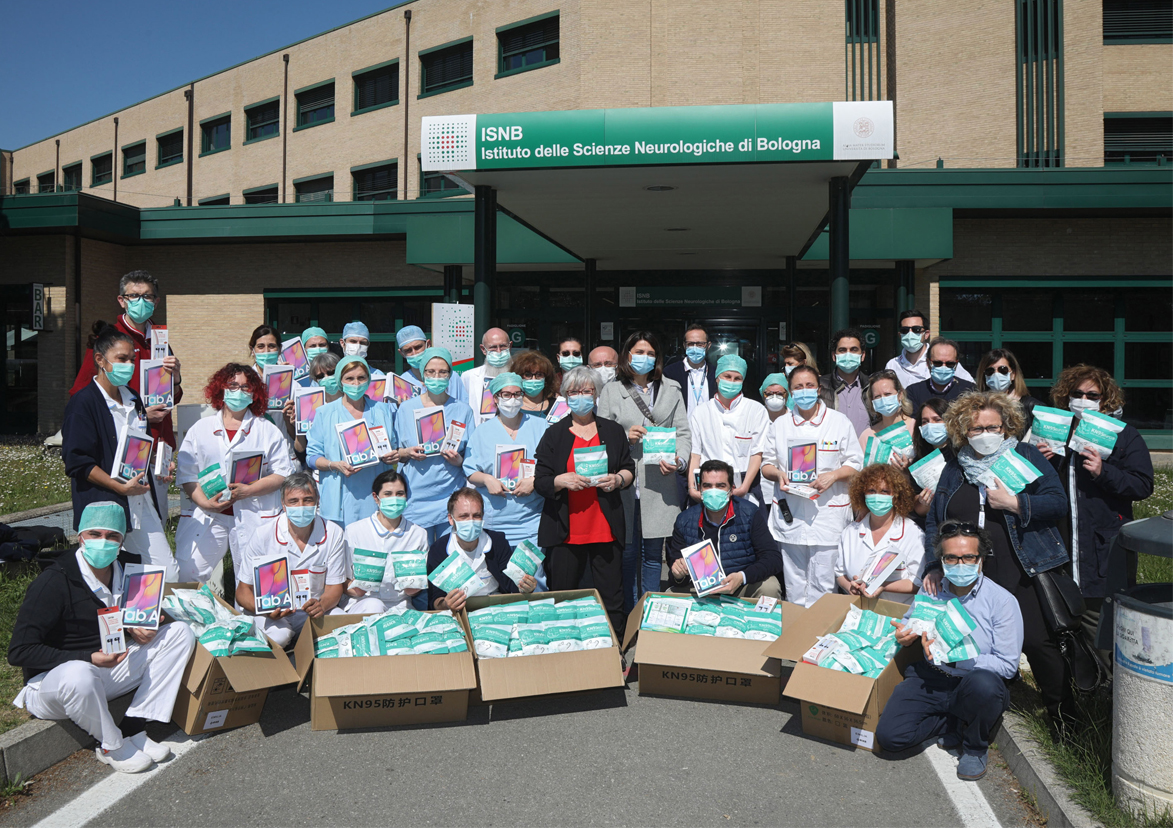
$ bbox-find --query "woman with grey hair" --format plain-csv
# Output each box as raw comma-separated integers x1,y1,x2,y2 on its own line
534,365,636,639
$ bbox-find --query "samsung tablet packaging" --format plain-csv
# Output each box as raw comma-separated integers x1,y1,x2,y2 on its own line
162,584,300,736
459,589,624,702
292,611,476,730
622,593,802,705
763,593,920,751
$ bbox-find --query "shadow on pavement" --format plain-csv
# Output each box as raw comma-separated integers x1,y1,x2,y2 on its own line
488,687,629,720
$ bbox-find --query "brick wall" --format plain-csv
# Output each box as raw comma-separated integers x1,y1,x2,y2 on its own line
1103,44,1173,112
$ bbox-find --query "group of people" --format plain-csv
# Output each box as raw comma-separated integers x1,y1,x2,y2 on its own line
9,273,1155,782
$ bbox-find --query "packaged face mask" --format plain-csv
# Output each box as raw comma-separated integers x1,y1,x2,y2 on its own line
578,621,614,650
641,427,677,465
909,449,947,492
517,626,553,656
743,614,782,641
198,624,236,658
545,623,584,652
827,631,874,651
197,463,228,502
442,632,469,653
411,632,450,654
853,647,890,675
389,551,428,591
684,624,717,636
1030,405,1074,456
528,602,560,624
472,623,512,659
933,599,978,649
1068,409,1126,460
977,450,1042,495
428,551,484,597
349,626,373,658
831,649,865,674
715,615,747,639
372,614,418,645
492,604,531,627
906,595,947,638
350,548,389,594
864,435,893,466
685,607,722,628
929,634,981,665
162,588,220,626
876,421,914,458
838,606,891,642
641,597,692,632
503,540,546,585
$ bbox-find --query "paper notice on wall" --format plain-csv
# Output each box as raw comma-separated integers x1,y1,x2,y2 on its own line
432,303,476,374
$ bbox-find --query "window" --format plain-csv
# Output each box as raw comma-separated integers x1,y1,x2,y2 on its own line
157,129,183,168
846,0,880,40
245,98,280,142
420,165,463,198
91,153,112,186
13,179,29,194
198,194,230,206
295,82,334,130
497,14,559,77
353,62,399,114
420,39,473,96
243,185,279,205
200,114,231,155
845,0,882,101
1016,0,1065,167
352,162,397,201
295,174,333,203
62,163,82,191
1104,0,1173,42
1104,114,1173,165
36,172,54,194
122,142,146,178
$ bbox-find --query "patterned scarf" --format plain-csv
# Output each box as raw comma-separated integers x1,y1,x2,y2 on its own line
956,436,1019,486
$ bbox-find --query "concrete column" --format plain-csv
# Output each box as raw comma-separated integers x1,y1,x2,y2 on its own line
473,185,496,365
829,177,851,333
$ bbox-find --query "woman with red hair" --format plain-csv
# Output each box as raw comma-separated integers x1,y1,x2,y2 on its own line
174,362,295,586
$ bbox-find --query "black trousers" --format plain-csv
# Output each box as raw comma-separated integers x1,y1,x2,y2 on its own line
877,662,1011,755
547,541,626,642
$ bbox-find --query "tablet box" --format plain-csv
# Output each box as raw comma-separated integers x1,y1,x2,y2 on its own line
292,612,477,731
763,593,920,751
165,585,300,736
621,593,804,705
460,589,624,702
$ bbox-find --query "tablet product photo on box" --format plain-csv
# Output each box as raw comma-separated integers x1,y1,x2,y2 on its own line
336,419,380,469
280,336,310,380
366,378,387,403
496,444,526,491
681,538,726,596
228,450,265,487
546,397,570,424
121,564,166,629
263,364,294,411
112,428,155,483
254,557,293,614
414,406,447,456
139,360,174,408
153,442,173,478
390,373,418,404
295,387,326,436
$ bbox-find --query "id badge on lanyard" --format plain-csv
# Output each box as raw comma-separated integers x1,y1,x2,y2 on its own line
977,485,987,530
690,372,706,409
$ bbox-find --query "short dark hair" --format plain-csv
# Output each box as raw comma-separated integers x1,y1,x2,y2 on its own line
934,519,993,560
94,325,134,358
249,325,279,351
830,328,865,354
898,308,928,326
788,364,820,387
684,324,708,338
698,459,734,486
119,270,158,295
372,469,409,497
447,487,484,514
928,337,961,362
616,331,663,384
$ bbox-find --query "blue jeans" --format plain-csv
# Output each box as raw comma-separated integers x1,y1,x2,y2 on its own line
876,662,1011,755
621,500,664,614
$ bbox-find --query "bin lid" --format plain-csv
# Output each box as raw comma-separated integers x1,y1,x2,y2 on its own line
1119,512,1173,559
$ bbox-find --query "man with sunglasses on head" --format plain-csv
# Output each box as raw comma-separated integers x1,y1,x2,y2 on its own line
886,310,974,390
904,337,976,414
876,519,1022,782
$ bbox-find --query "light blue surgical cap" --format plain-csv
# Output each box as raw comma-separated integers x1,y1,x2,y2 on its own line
760,372,789,395
418,347,452,370
342,321,370,341
489,372,523,395
396,325,427,348
716,354,747,378
78,501,126,537
300,326,328,347
335,355,371,379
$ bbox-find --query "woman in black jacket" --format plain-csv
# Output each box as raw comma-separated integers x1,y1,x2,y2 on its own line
534,366,636,639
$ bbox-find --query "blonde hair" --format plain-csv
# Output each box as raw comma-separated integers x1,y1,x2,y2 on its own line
943,391,1027,448
864,370,913,424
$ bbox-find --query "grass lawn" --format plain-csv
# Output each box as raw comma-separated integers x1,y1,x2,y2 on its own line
0,446,71,516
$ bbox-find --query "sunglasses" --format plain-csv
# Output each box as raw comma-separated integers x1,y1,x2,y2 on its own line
939,521,982,538
559,350,582,358
984,366,1011,376
931,360,958,368
1069,390,1102,401
898,326,926,335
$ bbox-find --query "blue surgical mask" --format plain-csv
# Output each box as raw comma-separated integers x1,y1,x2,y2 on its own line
125,297,155,324
287,505,317,527
567,394,595,415
378,496,407,519
81,538,121,569
943,562,981,588
342,380,371,401
559,356,583,371
931,365,956,386
717,379,743,399
986,371,1013,392
920,422,948,446
254,351,280,366
320,374,340,396
701,488,730,512
424,377,449,396
901,331,924,353
791,388,819,410
872,395,901,417
306,346,328,359
223,389,253,412
453,519,482,542
406,352,426,371
629,354,656,375
835,353,862,372
522,378,545,397
865,494,893,516
103,362,136,387
486,349,511,368
686,346,706,364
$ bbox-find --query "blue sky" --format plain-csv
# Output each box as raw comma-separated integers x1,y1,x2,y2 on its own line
0,0,406,149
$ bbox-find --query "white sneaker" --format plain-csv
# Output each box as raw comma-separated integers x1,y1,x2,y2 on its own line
129,731,171,763
95,743,152,774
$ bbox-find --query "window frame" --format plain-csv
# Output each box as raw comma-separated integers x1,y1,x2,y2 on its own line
293,172,335,203
243,183,280,205
294,80,336,132
90,152,113,187
419,37,474,98
352,60,400,116
244,96,281,144
156,127,184,169
121,140,147,179
199,113,232,157
495,12,561,79
36,171,55,194
351,159,398,202
61,162,82,191
198,194,231,206
13,179,30,195
1103,0,1173,43
1103,111,1173,165
418,156,464,199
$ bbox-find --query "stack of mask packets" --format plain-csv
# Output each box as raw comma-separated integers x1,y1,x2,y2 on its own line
469,596,613,658
905,594,981,664
162,584,271,657
639,595,783,641
314,606,469,658
800,605,900,678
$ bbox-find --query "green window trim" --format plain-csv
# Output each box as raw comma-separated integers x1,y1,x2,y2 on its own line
495,9,560,33
419,37,474,98
350,158,398,173
198,193,231,205
13,178,30,194
155,127,184,169
352,59,400,116
1104,112,1173,165
351,161,398,201
243,183,280,204
293,172,334,203
90,152,113,187
293,78,335,95
292,117,335,133
242,182,280,195
495,58,560,80
1016,0,1066,169
418,35,473,58
245,96,281,144
291,172,333,186
496,12,560,79
122,141,147,179
352,58,400,77
1103,0,1173,42
156,158,184,170
295,80,335,130
36,171,55,194
61,162,83,191
351,100,398,117
156,126,184,139
199,114,232,156
198,111,232,125
418,81,473,100
199,146,231,158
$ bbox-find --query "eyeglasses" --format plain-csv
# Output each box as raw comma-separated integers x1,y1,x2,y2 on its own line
898,326,926,335
497,391,523,400
566,391,593,399
559,349,582,358
423,370,451,379
984,366,1010,376
966,425,1003,436
685,340,709,348
225,383,250,392
1069,389,1102,401
122,292,157,302
521,372,546,380
931,360,958,368
590,362,618,369
763,392,786,400
484,344,510,353
941,554,982,565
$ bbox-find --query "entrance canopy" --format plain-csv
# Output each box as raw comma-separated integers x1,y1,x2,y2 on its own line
421,101,894,270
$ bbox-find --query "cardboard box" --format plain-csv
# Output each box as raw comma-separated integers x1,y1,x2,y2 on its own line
461,589,624,702
621,594,803,705
164,585,300,736
293,613,477,731
763,593,920,751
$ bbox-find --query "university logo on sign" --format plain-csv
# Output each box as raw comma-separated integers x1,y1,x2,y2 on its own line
853,118,875,139
422,115,476,170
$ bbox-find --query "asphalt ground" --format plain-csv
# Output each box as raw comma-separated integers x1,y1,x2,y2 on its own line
1,667,1036,828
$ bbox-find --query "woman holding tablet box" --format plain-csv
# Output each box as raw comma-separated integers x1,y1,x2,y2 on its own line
174,362,293,583
62,326,174,580
344,470,429,612
306,356,398,527
248,325,300,470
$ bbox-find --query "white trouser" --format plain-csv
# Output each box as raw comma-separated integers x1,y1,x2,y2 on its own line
256,597,385,649
125,493,177,581
781,542,839,608
15,622,196,751
174,512,239,584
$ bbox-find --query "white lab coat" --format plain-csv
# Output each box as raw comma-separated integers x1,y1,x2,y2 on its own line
344,514,429,610
688,394,770,499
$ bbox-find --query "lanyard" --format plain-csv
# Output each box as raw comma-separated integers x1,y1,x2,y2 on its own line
689,369,706,408
977,485,987,530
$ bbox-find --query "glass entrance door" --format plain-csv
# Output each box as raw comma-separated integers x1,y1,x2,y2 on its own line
2,285,38,434
706,322,763,397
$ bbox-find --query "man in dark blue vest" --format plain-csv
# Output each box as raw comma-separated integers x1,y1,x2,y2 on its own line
665,459,784,599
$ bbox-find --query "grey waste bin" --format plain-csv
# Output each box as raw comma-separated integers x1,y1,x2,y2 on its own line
1108,511,1172,817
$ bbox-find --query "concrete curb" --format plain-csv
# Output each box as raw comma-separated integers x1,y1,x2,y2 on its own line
0,695,131,784
995,711,1102,828
0,501,72,526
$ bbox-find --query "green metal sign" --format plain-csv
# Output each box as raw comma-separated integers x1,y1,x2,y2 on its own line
422,102,893,172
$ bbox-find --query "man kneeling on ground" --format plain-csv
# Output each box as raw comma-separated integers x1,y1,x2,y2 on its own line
8,502,196,774
876,520,1023,781
665,459,783,599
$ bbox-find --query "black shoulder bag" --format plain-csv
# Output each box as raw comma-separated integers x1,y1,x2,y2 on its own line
1033,569,1109,693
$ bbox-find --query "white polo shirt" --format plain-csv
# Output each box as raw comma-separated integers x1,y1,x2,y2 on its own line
238,513,348,594
688,394,770,485
886,347,974,389
344,513,429,609
764,402,864,546
834,516,926,604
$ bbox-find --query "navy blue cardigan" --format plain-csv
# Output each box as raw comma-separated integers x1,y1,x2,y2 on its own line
62,380,161,530
426,528,519,609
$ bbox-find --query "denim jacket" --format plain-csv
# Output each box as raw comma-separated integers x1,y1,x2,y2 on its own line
925,442,1069,577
